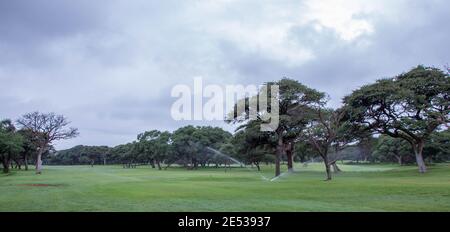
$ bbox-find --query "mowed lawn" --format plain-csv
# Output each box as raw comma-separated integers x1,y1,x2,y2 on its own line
1,163,449,212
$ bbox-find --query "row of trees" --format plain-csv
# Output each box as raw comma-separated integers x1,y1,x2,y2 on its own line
1,65,449,180
41,124,449,172
48,126,251,170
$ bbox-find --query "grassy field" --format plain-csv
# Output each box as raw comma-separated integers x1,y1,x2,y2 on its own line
1,163,449,212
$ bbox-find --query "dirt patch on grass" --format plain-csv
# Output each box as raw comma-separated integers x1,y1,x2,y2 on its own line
18,183,65,187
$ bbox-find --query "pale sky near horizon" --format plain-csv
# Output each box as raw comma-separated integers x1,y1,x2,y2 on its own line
1,0,449,149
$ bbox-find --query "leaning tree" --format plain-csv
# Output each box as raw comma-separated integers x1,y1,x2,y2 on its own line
228,78,326,176
17,112,78,174
344,66,449,173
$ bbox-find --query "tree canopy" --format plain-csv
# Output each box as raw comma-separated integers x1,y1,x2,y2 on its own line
344,66,449,173
0,120,24,173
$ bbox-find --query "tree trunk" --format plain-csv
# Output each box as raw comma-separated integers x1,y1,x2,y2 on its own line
150,159,156,168
286,143,294,172
323,155,332,181
24,155,28,171
287,153,293,172
255,162,261,171
2,158,10,173
2,164,9,173
395,155,403,166
193,159,198,169
35,151,43,174
275,136,284,177
331,162,341,173
413,141,427,173
156,160,162,170
275,152,281,177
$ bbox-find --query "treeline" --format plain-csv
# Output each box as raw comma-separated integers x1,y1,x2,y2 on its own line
46,126,275,170
1,65,449,180
47,126,233,168
43,127,449,168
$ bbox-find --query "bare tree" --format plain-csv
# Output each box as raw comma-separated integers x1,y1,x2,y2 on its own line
17,112,78,174
303,108,353,180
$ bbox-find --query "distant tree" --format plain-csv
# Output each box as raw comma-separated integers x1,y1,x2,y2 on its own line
111,143,136,167
293,141,315,163
137,130,171,170
217,143,236,168
171,126,232,169
47,145,111,165
171,126,203,169
0,120,24,173
423,129,450,163
96,146,111,165
344,66,449,173
17,129,37,170
232,121,275,171
80,146,110,166
16,112,78,174
194,126,233,168
355,132,377,163
372,135,414,165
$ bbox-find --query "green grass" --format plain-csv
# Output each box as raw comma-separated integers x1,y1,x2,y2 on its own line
1,163,449,212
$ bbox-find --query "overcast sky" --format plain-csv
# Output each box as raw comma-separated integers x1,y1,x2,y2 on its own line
1,0,449,149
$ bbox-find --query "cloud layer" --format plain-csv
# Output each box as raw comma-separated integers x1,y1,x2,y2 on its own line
1,0,449,149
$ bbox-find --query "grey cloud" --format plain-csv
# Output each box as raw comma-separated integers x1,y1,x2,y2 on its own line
1,0,449,149
218,1,449,106
0,0,109,67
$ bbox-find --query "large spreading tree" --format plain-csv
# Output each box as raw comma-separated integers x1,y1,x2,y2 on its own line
17,112,78,174
344,66,449,173
228,78,326,177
